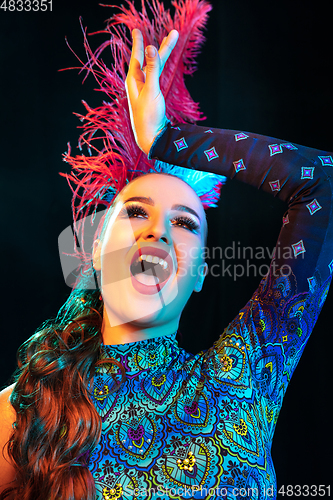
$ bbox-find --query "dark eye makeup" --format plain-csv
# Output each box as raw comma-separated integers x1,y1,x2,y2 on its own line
119,203,200,233
120,204,148,218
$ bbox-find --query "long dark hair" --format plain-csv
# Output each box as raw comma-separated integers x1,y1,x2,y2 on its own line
0,262,125,500
1,176,192,499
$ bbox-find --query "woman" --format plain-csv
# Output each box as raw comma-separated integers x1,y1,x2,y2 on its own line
1,3,332,500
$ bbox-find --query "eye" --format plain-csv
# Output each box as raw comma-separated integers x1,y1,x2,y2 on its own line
119,204,199,233
171,216,199,233
119,203,148,219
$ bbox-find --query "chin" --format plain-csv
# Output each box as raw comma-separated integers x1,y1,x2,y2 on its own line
128,306,175,328
103,303,165,328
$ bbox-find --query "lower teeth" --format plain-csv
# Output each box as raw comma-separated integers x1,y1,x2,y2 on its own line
134,273,160,286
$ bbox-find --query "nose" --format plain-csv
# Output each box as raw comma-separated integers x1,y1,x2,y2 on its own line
141,214,170,245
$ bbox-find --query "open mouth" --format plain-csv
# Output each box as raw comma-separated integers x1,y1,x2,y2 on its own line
129,248,173,295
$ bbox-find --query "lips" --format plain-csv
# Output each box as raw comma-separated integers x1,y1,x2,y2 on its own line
129,246,174,295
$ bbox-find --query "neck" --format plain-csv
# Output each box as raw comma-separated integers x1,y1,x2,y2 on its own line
101,305,179,345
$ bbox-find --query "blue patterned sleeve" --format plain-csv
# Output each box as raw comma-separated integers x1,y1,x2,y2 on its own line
149,122,333,393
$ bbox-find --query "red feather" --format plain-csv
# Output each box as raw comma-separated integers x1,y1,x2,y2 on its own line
60,0,213,259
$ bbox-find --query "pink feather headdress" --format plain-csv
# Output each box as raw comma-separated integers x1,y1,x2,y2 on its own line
61,0,225,263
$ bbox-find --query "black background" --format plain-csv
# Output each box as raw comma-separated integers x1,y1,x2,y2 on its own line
0,0,332,495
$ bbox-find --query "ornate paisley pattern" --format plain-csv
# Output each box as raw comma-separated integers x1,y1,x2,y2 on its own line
87,272,330,499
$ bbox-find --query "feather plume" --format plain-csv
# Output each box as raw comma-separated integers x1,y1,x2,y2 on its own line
60,0,224,260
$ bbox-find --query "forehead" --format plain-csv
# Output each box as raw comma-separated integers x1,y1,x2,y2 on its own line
120,173,204,212
102,173,208,244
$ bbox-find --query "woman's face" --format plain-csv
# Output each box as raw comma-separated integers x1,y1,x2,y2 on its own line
93,173,208,330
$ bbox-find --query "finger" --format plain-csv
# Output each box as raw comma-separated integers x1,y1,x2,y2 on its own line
158,30,179,71
144,44,161,96
126,29,145,99
128,28,145,73
159,36,167,51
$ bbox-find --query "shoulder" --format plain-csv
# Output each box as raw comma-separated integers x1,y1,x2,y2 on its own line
0,383,16,401
0,384,17,489
0,384,16,421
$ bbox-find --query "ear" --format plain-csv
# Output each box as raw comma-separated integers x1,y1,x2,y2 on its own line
92,239,102,271
194,262,208,293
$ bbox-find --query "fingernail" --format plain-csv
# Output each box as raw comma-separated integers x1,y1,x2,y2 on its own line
145,46,156,58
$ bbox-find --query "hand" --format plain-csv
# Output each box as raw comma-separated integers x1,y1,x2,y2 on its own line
125,28,179,155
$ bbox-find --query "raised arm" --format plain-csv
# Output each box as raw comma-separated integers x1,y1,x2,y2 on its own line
151,123,332,374
125,29,333,393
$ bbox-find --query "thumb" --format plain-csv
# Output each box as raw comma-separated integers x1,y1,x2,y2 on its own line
144,45,160,94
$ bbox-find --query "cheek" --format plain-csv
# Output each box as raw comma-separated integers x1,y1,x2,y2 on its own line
103,218,137,253
102,219,138,258
100,221,136,286
175,239,203,277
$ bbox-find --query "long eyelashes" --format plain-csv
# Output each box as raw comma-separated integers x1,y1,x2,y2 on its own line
172,216,199,232
120,204,147,218
119,203,200,233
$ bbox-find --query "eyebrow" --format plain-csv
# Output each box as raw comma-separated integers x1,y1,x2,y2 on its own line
124,196,201,221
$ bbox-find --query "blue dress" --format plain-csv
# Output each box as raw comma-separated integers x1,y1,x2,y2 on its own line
87,124,333,499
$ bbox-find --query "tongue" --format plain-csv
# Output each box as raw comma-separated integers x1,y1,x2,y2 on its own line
134,272,160,286
131,259,169,283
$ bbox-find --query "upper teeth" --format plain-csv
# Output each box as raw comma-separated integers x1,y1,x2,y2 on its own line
140,254,168,269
